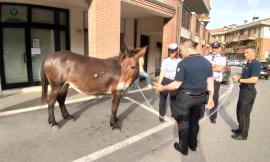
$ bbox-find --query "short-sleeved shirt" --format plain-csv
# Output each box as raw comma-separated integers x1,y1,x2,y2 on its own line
175,54,213,93
242,59,261,79
161,57,182,80
204,53,226,82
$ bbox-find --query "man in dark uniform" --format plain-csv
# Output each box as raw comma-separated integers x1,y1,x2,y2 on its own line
232,47,261,140
154,40,214,155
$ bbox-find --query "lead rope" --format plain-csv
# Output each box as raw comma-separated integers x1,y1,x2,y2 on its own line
134,81,235,124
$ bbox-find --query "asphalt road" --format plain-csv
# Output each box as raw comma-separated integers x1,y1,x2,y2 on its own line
0,66,270,162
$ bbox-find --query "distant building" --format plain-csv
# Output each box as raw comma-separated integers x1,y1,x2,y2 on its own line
210,18,270,61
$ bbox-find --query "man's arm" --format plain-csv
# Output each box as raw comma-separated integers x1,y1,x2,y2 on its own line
154,80,182,91
212,64,225,72
207,77,214,109
238,76,259,84
158,70,165,84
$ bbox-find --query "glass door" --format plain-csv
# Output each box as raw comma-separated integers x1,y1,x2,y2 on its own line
31,29,66,82
2,27,28,85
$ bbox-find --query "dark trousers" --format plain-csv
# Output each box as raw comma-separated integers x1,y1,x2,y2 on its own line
174,92,207,151
159,78,177,117
236,85,257,138
210,81,221,121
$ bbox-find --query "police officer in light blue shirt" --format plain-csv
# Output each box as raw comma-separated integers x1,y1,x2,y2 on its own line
158,43,182,121
204,42,226,124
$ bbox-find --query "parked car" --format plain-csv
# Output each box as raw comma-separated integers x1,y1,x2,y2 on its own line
260,62,270,80
241,60,247,66
228,60,235,66
222,64,231,85
234,60,241,66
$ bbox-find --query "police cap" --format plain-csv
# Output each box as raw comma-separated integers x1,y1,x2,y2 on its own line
168,43,178,52
211,42,221,49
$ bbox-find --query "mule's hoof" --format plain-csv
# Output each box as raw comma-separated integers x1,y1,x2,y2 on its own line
50,123,60,130
112,128,121,133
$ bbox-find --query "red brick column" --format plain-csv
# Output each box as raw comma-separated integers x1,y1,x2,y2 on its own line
161,10,178,57
88,0,120,58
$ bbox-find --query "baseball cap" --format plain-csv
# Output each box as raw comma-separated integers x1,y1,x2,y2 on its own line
168,43,178,52
211,42,221,49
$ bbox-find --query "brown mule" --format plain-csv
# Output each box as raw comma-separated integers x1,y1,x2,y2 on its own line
40,46,147,129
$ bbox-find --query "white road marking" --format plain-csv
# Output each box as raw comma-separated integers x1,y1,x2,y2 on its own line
0,96,104,117
0,88,150,118
73,122,173,162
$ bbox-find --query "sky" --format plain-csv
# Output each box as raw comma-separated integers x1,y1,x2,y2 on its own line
207,0,270,29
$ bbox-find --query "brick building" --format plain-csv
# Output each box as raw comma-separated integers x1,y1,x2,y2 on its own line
210,18,270,61
0,0,211,91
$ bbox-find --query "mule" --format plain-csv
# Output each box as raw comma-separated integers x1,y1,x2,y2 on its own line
40,46,147,129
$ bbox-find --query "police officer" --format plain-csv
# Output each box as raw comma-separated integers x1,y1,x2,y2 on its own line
204,42,226,124
158,43,182,121
231,47,261,140
154,40,214,155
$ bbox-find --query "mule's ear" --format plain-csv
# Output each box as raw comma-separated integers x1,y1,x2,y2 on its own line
135,46,147,59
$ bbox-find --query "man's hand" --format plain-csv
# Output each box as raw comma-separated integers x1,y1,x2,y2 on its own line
153,82,163,92
233,75,241,83
207,98,214,110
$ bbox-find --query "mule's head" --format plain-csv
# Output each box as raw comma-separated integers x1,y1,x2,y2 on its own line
116,46,147,92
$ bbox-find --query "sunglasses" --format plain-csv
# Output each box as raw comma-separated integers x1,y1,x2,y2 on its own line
169,49,177,53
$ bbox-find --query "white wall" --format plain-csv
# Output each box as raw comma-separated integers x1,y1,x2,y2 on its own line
124,18,135,47
262,26,270,39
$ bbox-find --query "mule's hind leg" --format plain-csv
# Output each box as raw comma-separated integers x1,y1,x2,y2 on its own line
57,84,73,120
110,92,121,128
48,86,59,128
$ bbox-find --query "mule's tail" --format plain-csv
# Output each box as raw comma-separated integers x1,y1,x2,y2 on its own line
41,60,48,105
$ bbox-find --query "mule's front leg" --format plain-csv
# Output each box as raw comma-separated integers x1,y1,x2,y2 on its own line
110,93,121,128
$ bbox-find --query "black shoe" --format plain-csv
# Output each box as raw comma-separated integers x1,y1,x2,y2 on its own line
174,143,188,155
210,119,216,124
231,134,247,140
159,116,165,122
231,129,240,135
189,146,197,151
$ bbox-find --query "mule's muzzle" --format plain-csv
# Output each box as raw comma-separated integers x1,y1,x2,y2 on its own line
117,82,130,93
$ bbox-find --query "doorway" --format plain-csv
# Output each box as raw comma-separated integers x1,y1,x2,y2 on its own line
0,3,69,89
140,35,149,72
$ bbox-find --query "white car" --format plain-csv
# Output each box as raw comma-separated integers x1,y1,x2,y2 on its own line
234,60,241,66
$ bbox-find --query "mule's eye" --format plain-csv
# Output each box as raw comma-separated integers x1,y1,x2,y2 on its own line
130,65,137,69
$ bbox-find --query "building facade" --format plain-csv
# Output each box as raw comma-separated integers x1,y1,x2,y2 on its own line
0,0,211,91
210,18,270,61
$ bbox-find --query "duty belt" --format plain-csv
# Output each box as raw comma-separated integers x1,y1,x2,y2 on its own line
182,91,205,96
240,84,255,89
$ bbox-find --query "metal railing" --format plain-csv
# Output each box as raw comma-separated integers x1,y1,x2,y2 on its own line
195,20,200,35
181,5,191,30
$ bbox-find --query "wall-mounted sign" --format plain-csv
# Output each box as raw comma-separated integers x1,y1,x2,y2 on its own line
32,39,40,48
10,8,18,16
31,39,41,55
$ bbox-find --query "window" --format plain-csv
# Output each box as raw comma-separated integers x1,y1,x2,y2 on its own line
1,5,27,23
181,6,191,30
32,8,54,24
195,20,200,35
